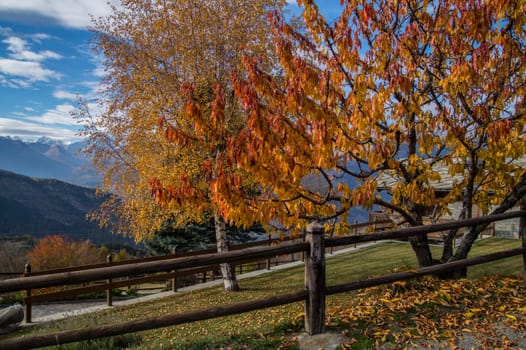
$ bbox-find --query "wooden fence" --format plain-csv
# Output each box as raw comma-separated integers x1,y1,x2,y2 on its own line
14,236,309,323
2,219,385,323
0,211,525,350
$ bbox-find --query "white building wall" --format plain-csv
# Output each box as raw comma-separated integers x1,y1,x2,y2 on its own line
445,202,520,239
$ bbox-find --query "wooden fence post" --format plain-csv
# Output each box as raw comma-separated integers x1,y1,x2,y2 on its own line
329,228,334,255
171,247,177,292
354,220,358,248
520,199,526,283
301,235,306,262
266,236,271,270
304,222,326,335
24,263,31,323
106,254,113,306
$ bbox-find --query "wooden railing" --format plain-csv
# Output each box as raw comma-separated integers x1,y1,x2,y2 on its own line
15,236,308,323
0,211,525,350
3,219,382,323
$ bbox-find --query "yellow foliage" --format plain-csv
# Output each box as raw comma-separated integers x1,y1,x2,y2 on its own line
82,0,526,255
82,0,287,241
336,276,526,348
230,0,526,241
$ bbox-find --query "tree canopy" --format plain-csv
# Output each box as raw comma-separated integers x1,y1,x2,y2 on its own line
82,0,287,290
83,0,286,240
27,235,108,270
85,0,526,272
226,0,526,267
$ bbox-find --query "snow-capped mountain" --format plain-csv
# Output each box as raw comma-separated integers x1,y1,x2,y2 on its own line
0,136,99,188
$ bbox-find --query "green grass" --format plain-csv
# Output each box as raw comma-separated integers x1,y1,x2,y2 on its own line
1,237,523,349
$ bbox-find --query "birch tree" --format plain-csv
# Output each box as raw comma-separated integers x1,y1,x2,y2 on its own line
83,0,286,291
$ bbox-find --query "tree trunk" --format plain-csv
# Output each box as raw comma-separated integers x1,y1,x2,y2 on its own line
441,206,467,262
441,182,472,278
214,212,239,292
449,172,526,270
440,229,456,262
409,234,434,267
408,204,434,267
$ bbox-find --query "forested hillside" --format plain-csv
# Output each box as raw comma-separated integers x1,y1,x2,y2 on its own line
0,169,117,243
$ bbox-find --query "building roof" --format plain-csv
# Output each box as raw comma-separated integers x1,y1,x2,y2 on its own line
375,157,526,192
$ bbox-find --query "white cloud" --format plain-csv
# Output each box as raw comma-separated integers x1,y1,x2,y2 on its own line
0,58,60,82
81,81,100,90
3,36,24,54
29,33,51,43
0,0,120,30
27,103,77,125
19,49,61,62
0,117,80,141
53,89,78,101
3,36,62,61
0,33,62,87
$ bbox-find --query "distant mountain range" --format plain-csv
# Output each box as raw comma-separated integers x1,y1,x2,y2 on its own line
0,168,130,244
0,136,375,242
0,136,99,188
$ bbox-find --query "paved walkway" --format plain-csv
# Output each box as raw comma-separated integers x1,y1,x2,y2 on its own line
25,242,378,325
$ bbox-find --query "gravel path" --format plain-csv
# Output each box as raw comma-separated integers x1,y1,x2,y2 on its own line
30,300,106,322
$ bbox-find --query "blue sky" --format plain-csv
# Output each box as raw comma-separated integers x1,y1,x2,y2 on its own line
0,1,341,142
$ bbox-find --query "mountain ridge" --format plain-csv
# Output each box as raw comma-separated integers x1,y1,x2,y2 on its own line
0,168,126,244
0,136,99,188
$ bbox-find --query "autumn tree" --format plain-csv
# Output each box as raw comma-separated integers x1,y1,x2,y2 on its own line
223,0,526,270
82,0,287,291
27,235,107,271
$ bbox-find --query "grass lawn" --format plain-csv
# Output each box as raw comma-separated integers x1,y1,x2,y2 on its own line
1,237,524,349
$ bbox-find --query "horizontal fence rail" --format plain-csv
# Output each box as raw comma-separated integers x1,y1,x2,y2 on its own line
3,210,522,294
1,210,525,350
326,247,525,295
0,242,308,293
23,237,297,277
23,265,219,304
326,210,526,247
8,237,308,323
0,291,309,350
3,218,382,278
